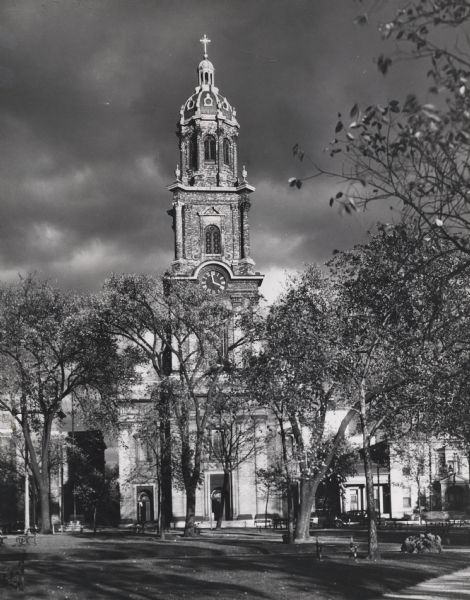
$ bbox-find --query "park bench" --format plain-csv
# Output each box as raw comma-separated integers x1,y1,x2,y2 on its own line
235,514,254,528
170,517,202,534
274,517,287,530
0,557,25,591
62,521,83,533
134,521,159,534
15,531,37,546
0,535,7,546
254,514,274,529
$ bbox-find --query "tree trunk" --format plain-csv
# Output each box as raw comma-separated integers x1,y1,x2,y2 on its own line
359,376,380,560
224,469,232,521
184,487,196,537
157,477,165,540
264,488,270,527
93,505,97,533
39,469,52,534
295,477,318,541
159,408,173,531
362,439,380,560
286,481,295,542
417,476,422,524
24,415,53,535
279,420,295,543
292,408,360,540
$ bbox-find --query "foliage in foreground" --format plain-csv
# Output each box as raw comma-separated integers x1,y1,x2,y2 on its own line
0,275,134,533
293,1,470,262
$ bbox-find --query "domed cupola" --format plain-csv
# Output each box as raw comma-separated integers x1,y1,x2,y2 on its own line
177,35,240,188
198,57,214,87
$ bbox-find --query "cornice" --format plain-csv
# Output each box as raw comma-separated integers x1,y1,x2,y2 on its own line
167,182,255,193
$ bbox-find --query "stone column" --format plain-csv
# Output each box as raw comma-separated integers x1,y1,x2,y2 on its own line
233,137,239,181
197,130,203,175
240,197,251,259
174,200,184,260
217,129,223,184
231,204,239,261
179,139,185,174
184,204,192,259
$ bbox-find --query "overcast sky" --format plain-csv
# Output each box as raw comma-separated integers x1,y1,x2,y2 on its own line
0,0,427,301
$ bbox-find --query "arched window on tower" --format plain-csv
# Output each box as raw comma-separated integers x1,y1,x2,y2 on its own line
189,134,198,170
204,135,217,162
223,138,230,165
205,225,221,254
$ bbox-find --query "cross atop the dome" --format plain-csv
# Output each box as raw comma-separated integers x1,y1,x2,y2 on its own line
200,34,211,59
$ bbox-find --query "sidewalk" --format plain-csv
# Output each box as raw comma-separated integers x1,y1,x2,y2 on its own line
382,565,470,599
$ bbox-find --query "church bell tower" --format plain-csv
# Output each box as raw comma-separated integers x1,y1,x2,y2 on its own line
167,35,263,302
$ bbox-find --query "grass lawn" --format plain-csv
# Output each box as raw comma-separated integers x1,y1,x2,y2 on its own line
1,528,469,599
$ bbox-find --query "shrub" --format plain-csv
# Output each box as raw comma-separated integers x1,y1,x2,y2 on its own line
401,533,442,554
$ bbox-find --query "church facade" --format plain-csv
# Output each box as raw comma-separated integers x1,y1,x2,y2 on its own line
118,37,277,526
117,38,470,529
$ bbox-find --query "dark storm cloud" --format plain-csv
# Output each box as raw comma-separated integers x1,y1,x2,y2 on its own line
0,0,426,297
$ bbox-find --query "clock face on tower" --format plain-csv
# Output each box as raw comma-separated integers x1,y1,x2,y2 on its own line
200,268,228,294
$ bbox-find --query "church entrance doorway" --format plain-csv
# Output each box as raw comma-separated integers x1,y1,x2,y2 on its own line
136,486,154,523
209,474,225,521
446,485,465,511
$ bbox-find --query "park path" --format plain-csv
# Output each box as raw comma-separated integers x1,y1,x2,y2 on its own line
381,565,470,599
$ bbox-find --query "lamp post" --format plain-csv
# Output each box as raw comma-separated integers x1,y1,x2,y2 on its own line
72,396,77,522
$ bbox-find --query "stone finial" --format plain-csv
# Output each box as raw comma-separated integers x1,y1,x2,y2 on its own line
175,164,181,181
242,165,247,181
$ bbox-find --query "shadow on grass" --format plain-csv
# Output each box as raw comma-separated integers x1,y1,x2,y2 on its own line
4,531,469,600
9,559,270,600
15,552,468,600
181,552,469,598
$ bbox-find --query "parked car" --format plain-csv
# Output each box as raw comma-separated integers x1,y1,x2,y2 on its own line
335,510,368,528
